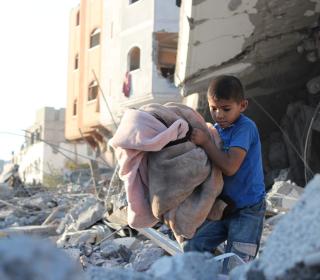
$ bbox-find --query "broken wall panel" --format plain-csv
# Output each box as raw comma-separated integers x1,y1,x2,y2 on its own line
175,0,320,98
154,32,178,82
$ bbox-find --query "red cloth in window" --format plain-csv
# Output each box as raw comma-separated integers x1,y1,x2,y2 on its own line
122,71,132,98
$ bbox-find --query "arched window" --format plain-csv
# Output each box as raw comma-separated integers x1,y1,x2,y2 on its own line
90,28,100,48
76,11,80,26
88,81,98,101
128,47,140,71
74,54,79,70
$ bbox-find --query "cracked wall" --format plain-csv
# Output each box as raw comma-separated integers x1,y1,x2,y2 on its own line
175,0,320,97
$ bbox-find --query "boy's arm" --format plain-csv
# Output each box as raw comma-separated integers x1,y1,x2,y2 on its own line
191,128,246,176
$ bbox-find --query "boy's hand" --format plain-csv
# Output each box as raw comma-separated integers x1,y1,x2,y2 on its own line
191,128,210,147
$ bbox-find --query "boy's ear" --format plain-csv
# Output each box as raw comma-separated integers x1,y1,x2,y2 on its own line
240,99,248,112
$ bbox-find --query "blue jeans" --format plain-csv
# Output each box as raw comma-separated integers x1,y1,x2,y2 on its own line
183,199,266,265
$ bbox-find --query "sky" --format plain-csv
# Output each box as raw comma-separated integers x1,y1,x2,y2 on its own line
0,1,79,161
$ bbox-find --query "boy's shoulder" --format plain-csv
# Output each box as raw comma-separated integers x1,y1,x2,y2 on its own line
236,114,257,129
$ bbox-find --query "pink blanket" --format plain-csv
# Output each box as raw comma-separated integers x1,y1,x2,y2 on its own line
109,103,223,241
109,108,189,227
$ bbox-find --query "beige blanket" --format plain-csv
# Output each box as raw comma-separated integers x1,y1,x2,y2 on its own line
109,102,224,242
142,103,223,242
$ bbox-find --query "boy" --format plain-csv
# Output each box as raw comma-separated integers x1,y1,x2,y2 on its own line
184,75,266,266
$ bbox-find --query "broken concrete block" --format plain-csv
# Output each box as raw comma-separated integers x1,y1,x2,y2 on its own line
131,246,165,272
230,174,320,280
0,225,58,237
0,184,14,200
85,266,151,280
57,196,105,234
113,237,137,249
0,235,84,280
75,201,105,231
100,240,122,259
266,180,303,213
147,252,221,280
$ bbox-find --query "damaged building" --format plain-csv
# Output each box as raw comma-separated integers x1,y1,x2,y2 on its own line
65,0,182,166
175,0,320,187
1,1,320,279
11,107,93,187
65,0,320,188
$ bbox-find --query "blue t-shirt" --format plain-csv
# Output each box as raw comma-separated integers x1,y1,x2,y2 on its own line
214,114,265,208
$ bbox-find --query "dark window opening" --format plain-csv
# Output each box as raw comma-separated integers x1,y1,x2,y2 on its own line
176,0,181,7
129,0,140,4
88,81,98,101
90,28,100,48
160,66,175,83
74,54,79,70
155,32,178,82
76,11,80,26
73,100,77,116
128,47,140,71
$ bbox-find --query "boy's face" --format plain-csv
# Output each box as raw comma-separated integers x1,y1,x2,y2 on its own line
208,96,248,129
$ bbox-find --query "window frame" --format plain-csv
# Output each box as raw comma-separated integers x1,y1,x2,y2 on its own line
129,0,140,5
88,81,99,101
89,28,101,49
128,46,141,72
76,11,80,26
74,54,79,70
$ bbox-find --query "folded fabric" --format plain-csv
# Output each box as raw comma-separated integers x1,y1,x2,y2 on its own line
109,107,189,228
109,102,224,241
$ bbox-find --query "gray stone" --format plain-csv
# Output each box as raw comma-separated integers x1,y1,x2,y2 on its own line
75,201,105,230
230,174,320,280
0,235,84,280
131,246,165,272
147,252,221,280
85,267,151,280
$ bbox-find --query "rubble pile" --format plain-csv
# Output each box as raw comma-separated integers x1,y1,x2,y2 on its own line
0,235,83,280
231,175,320,279
1,161,319,279
0,169,171,275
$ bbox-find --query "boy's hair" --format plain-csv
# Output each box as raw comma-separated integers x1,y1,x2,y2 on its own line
207,75,245,102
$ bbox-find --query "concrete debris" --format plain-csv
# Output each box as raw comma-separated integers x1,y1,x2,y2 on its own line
266,180,304,216
147,252,221,280
1,224,58,237
130,241,166,271
0,235,84,280
230,174,320,280
0,135,318,279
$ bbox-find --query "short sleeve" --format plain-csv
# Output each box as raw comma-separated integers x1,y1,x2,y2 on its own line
229,122,255,152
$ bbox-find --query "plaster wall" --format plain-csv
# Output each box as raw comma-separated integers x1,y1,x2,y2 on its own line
100,0,181,129
175,0,320,97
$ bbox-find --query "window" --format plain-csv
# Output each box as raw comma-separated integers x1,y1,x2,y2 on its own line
35,130,40,142
128,47,140,71
155,32,178,82
90,28,100,48
74,54,79,70
129,0,140,4
76,11,80,26
88,81,98,101
73,100,77,116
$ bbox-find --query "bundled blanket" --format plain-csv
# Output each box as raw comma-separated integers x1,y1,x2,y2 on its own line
109,102,223,242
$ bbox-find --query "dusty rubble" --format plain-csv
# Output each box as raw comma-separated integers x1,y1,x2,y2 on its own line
231,174,320,280
0,162,319,279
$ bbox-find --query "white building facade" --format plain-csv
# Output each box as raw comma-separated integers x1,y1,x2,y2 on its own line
100,0,182,129
15,107,93,186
